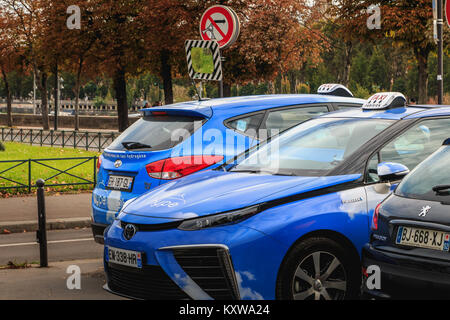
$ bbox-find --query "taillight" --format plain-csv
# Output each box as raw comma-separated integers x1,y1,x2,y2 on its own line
145,155,224,180
151,111,167,116
97,155,102,172
371,203,381,231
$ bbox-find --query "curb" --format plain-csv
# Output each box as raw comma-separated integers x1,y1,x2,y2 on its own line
0,217,91,234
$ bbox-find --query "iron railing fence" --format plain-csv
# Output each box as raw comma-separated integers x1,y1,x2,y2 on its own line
0,128,119,152
0,156,97,193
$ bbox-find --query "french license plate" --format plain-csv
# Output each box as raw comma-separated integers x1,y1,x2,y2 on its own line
107,175,134,191
396,226,450,251
106,246,142,268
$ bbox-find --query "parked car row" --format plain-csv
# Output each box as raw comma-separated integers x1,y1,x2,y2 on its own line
91,85,450,300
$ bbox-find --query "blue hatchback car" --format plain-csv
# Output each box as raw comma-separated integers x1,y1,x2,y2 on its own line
103,93,450,300
92,85,364,243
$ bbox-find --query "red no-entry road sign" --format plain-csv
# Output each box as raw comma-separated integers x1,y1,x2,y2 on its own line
199,5,240,49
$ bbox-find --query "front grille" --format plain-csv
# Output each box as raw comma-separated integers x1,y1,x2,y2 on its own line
173,247,240,300
120,220,180,232
106,263,189,300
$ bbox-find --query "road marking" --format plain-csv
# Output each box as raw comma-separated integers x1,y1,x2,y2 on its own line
0,238,93,248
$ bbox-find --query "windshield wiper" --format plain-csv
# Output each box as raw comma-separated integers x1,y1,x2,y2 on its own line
231,169,294,176
432,185,450,194
122,141,152,150
230,169,262,174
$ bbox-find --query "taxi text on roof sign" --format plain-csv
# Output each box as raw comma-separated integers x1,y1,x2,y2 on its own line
362,92,407,110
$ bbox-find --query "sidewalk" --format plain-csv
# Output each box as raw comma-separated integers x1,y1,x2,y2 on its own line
0,259,124,300
0,193,92,234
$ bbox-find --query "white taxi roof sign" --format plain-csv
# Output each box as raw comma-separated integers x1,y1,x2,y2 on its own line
362,92,406,110
317,84,353,97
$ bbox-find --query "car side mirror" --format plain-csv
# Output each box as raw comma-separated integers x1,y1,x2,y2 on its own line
377,162,410,182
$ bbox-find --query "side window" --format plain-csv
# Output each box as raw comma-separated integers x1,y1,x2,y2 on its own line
227,113,264,138
367,152,380,183
367,118,450,182
336,104,361,110
264,106,329,137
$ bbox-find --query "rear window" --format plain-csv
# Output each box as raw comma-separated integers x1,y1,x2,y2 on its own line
396,146,450,202
108,115,204,151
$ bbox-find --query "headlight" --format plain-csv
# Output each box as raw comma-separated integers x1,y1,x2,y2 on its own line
177,205,260,231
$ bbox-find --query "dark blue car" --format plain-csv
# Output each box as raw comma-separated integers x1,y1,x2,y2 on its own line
91,85,364,243
363,138,450,299
103,92,450,300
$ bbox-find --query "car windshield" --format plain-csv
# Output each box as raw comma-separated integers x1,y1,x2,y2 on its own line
396,146,450,202
108,115,204,151
230,117,393,176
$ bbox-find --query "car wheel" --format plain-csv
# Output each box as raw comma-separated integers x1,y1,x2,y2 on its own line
277,237,360,300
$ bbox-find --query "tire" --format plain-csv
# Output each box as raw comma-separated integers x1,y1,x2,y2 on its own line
276,237,361,300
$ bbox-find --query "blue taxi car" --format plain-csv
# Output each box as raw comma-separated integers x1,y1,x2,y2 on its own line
92,85,364,243
103,93,450,300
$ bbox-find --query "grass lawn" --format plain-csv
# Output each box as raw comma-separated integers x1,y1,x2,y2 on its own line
0,142,100,196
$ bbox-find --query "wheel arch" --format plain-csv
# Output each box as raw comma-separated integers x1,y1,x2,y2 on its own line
275,229,362,299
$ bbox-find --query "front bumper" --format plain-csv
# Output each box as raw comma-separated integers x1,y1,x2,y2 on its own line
104,219,288,300
92,188,136,226
91,222,108,244
362,243,450,299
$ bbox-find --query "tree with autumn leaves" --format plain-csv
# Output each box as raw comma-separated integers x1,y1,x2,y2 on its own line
0,0,445,131
329,0,449,104
0,0,327,131
0,6,20,127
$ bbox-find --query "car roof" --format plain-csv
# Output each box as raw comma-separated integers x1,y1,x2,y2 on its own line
403,106,450,119
322,105,450,121
142,94,366,118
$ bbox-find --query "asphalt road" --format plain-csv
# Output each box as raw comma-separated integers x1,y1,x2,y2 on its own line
0,228,124,299
0,228,102,266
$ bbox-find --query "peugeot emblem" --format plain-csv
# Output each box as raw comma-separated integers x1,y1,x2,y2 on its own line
123,224,137,240
419,205,431,217
114,160,122,168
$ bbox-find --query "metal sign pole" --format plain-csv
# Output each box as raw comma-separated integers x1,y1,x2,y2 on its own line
220,50,224,98
437,0,444,104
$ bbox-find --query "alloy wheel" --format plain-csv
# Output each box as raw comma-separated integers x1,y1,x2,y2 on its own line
291,251,347,300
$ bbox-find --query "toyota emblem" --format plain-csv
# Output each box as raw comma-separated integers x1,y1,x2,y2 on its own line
123,224,137,240
114,160,122,168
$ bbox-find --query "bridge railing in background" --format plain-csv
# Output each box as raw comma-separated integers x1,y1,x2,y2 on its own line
0,128,119,152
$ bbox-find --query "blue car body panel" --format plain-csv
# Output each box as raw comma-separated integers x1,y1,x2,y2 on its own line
120,170,361,220
105,218,287,299
403,106,450,119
